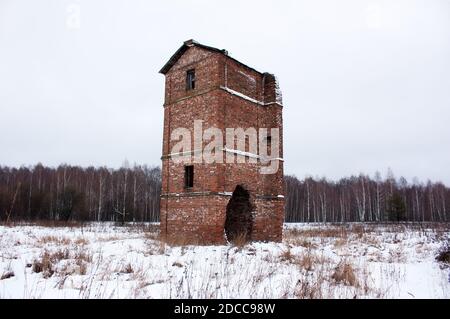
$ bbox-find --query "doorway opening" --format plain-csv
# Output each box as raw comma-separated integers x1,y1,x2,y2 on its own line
225,185,254,243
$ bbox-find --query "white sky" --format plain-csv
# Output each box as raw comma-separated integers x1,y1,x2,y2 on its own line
0,0,449,184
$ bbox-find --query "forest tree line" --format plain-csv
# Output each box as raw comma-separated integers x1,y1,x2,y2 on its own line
0,164,161,223
285,171,450,222
0,165,449,223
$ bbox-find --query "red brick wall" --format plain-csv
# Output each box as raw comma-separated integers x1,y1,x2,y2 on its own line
160,45,284,245
220,56,262,100
161,195,229,245
164,47,221,104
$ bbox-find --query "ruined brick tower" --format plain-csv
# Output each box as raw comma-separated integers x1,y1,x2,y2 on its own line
159,40,284,244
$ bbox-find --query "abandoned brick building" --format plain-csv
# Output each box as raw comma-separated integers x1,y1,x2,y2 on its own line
159,40,284,244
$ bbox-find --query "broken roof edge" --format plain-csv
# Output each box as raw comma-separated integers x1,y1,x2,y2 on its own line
159,39,265,76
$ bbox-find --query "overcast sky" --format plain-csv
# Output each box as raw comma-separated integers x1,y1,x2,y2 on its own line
0,0,449,184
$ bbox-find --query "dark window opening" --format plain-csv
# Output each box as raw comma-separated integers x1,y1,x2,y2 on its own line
184,165,194,189
266,136,272,145
186,69,196,91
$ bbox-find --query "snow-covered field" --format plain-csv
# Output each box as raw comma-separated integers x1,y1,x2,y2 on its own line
0,222,449,299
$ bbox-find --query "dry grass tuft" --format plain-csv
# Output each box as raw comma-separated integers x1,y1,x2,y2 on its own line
77,261,88,275
279,248,294,262
286,225,350,241
296,251,315,271
28,220,85,228
162,233,200,247
283,231,317,248
144,231,158,241
1,271,15,280
351,224,365,239
32,248,93,278
52,248,70,261
141,223,160,234
38,236,71,245
229,233,249,248
436,240,450,265
74,250,92,263
31,249,70,278
122,263,134,274
294,278,323,299
297,239,315,248
32,251,55,278
334,238,347,248
332,261,358,287
146,240,166,256
74,237,89,245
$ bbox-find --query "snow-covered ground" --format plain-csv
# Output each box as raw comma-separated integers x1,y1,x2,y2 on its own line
0,222,449,299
